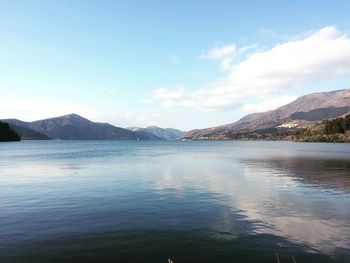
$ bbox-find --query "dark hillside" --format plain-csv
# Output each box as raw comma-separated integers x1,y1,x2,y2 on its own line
0,122,21,141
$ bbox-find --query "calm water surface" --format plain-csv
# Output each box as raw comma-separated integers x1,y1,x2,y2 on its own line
0,141,349,263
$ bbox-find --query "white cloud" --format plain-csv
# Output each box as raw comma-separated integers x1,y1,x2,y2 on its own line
153,86,186,107
150,26,350,113
219,58,233,70
228,26,350,93
238,43,258,54
201,43,257,71
200,43,236,60
153,86,185,100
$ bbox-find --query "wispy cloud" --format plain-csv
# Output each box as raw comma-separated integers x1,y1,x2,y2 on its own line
228,26,350,94
148,26,350,112
200,43,258,70
153,86,186,107
238,43,258,54
200,43,237,60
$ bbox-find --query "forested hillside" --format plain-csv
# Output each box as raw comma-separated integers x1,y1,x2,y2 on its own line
297,115,350,142
0,122,21,141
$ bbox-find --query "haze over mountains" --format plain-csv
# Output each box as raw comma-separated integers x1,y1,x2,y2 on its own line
2,114,184,141
183,88,350,140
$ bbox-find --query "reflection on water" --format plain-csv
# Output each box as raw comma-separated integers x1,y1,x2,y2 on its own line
0,141,349,263
241,158,350,253
152,153,350,255
243,158,350,192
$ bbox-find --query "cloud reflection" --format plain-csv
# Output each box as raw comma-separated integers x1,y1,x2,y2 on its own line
152,154,350,254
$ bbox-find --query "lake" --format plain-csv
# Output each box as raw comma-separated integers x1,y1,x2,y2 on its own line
0,141,349,263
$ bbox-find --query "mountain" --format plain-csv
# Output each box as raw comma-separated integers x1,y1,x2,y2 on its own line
8,124,50,140
3,114,151,140
183,88,350,140
290,106,350,121
128,126,185,140
127,128,162,140
0,121,21,141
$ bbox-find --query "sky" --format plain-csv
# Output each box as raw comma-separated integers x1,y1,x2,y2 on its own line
1,0,350,130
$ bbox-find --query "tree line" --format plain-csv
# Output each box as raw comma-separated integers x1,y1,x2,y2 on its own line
324,114,350,134
296,114,350,142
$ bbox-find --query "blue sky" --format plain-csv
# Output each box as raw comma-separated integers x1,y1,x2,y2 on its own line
1,0,350,130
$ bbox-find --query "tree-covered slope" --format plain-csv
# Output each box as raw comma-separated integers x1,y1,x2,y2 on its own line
0,122,21,141
296,114,350,142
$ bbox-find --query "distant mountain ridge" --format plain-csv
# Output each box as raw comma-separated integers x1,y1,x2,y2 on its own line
128,126,185,140
3,114,150,140
183,88,350,140
2,114,184,141
4,88,348,141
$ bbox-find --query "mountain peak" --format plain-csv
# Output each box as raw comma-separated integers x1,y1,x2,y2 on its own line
62,113,87,120
65,113,81,117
